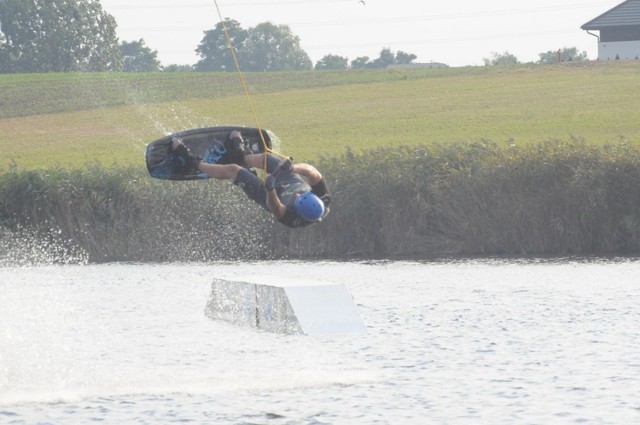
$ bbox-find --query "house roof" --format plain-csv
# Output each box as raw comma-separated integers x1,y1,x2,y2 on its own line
581,0,640,30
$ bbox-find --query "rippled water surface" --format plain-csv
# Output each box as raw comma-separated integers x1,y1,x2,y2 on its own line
1,260,639,424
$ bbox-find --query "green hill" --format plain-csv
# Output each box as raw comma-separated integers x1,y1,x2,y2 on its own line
1,61,639,171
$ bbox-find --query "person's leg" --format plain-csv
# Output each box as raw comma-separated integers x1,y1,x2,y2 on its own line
198,162,243,180
244,153,284,173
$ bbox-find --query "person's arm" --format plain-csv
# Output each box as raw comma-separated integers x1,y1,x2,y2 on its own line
311,179,331,209
293,162,331,212
291,163,322,185
264,175,287,219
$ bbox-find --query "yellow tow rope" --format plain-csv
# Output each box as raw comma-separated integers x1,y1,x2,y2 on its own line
212,0,289,175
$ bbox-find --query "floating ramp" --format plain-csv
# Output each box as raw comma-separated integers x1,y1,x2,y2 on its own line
204,276,366,335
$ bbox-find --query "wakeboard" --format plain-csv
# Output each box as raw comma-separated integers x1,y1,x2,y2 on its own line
145,126,273,180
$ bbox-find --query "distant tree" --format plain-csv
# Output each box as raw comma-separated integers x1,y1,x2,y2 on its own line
370,48,396,68
349,48,417,69
315,54,349,70
240,22,312,71
195,19,248,72
196,20,311,72
538,47,588,64
120,39,161,72
395,50,418,65
483,51,519,66
350,56,370,69
0,0,122,73
163,64,194,72
564,47,588,62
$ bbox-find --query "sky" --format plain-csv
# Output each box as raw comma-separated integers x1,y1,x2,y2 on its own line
98,0,620,67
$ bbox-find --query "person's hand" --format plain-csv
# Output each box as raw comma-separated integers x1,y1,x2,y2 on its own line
264,174,275,191
280,159,293,173
273,159,293,176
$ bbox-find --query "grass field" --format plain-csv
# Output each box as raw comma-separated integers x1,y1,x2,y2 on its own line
3,62,640,260
1,61,639,171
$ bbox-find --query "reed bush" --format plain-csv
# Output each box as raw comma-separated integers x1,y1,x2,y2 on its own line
0,164,275,263
2,140,640,263
276,140,640,258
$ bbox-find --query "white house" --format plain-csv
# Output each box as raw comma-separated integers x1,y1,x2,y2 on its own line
581,0,640,60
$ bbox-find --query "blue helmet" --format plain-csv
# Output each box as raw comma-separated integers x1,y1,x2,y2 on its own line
295,192,325,222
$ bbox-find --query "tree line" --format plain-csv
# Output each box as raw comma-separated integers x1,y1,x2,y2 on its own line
483,48,588,66
0,0,588,73
0,0,417,73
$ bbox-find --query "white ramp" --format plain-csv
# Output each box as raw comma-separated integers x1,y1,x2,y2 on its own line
204,275,366,335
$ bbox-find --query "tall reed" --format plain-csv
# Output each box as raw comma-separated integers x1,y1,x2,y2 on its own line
0,163,274,263
276,140,640,258
2,140,640,264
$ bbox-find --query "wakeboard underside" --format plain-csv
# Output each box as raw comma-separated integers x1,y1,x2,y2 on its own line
145,126,273,180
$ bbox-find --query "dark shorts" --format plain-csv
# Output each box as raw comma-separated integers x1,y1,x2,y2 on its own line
233,168,268,211
232,154,301,212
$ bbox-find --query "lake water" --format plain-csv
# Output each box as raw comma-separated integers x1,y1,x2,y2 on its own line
1,260,639,424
